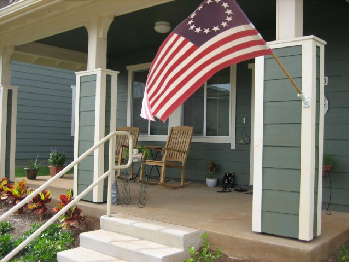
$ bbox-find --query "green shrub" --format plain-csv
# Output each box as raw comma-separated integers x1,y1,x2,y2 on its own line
48,147,66,167
339,245,349,262
186,232,222,262
0,221,13,235
0,234,16,259
0,223,74,261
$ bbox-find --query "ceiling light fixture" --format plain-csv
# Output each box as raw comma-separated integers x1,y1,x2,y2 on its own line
154,21,171,34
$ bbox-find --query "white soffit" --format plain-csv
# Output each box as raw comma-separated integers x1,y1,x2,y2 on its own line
13,42,87,71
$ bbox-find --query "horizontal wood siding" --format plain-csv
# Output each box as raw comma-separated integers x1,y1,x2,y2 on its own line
305,1,349,212
77,75,96,199
261,47,302,238
11,62,75,163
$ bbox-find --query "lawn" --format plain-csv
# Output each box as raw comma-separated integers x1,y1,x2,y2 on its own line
15,166,73,178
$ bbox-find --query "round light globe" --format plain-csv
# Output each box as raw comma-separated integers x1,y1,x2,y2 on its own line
154,21,171,34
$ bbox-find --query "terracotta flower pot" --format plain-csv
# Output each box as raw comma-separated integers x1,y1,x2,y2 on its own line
49,166,64,177
323,165,332,177
24,168,38,180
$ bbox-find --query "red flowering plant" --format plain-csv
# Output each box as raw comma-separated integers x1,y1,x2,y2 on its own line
26,189,52,216
52,189,84,229
0,178,13,207
4,179,28,213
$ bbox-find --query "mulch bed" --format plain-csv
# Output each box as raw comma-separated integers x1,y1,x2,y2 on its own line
0,204,346,261
0,204,100,248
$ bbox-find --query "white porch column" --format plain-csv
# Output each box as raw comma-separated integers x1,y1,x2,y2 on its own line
0,45,18,182
252,36,326,241
276,0,303,40
74,15,117,202
86,15,113,70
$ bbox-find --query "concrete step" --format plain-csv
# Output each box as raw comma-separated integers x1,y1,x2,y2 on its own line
80,229,187,262
100,214,203,250
57,247,127,262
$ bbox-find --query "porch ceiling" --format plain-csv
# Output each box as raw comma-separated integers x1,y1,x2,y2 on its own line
34,0,276,59
0,0,174,46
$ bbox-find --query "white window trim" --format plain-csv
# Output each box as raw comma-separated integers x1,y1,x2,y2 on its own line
127,63,236,147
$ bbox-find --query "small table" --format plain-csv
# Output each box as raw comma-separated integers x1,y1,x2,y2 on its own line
133,145,163,181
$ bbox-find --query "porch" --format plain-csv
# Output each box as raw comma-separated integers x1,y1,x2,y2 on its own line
24,175,349,262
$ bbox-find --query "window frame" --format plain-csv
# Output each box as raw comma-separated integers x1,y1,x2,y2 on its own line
127,63,236,148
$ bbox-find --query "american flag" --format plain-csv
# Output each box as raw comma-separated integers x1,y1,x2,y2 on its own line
141,0,273,122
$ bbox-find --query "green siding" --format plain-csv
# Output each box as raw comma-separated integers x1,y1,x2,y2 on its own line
261,47,302,238
77,75,96,200
11,62,75,161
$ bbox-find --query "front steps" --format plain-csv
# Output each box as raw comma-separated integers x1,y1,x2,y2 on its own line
58,214,204,262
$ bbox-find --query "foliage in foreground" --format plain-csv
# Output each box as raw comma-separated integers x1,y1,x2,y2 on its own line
186,232,222,262
339,245,349,262
0,221,13,235
0,222,74,261
52,189,84,228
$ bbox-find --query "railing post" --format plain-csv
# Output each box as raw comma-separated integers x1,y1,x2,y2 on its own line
107,135,115,217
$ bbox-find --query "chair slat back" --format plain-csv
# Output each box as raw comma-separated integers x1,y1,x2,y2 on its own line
115,127,140,156
165,126,193,163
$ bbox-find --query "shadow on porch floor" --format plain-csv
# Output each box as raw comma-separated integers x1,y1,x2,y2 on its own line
24,175,349,262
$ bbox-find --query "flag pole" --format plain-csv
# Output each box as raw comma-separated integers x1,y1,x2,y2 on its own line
271,53,310,108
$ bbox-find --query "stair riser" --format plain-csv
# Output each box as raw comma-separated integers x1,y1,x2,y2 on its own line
100,216,203,250
80,234,187,262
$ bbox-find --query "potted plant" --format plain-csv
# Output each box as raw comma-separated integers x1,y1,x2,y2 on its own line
24,155,43,180
48,147,66,177
323,154,336,177
206,161,218,187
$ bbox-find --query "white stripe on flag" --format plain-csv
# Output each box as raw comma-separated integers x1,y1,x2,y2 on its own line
140,91,154,121
155,44,269,118
151,33,261,111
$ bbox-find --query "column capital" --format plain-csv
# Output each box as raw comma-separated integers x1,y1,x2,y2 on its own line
85,15,114,70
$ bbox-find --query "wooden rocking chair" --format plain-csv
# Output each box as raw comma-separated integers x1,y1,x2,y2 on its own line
115,126,140,178
140,126,193,189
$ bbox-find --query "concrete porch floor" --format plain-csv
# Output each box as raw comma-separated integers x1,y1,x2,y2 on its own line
24,175,349,262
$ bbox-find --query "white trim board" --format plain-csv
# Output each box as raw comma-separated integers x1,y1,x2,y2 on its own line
252,56,264,233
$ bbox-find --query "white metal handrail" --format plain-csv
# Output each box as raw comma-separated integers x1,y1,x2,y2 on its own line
0,131,133,262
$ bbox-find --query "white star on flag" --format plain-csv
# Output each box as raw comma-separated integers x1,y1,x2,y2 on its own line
221,21,228,27
212,26,220,31
204,28,210,34
226,9,233,15
226,16,232,21
195,27,202,33
222,2,229,8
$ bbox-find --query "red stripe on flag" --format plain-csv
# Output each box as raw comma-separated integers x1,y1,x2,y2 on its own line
158,49,272,121
151,39,268,113
146,34,182,91
149,29,260,106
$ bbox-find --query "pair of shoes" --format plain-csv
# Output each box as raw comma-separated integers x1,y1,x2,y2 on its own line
234,187,247,192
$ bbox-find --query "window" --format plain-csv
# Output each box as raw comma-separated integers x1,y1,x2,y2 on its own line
130,67,168,136
127,63,236,146
183,67,232,137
